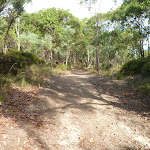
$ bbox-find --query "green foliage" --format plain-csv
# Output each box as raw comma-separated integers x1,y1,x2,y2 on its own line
42,34,53,50
52,63,67,75
52,62,57,68
0,74,13,89
116,74,125,80
0,0,31,13
0,64,51,90
20,32,42,53
138,83,150,96
127,76,150,96
118,56,150,97
120,57,150,77
101,63,111,70
18,64,52,86
0,96,4,105
141,62,150,77
73,62,84,69
67,62,73,70
58,63,67,71
111,0,149,58
99,65,120,77
0,50,44,75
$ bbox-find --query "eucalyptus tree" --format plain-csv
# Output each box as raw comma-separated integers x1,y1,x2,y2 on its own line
85,13,112,68
18,8,83,65
20,32,41,53
20,32,53,67
19,8,61,64
79,0,105,72
0,0,32,54
0,16,7,50
56,9,81,63
0,0,31,13
59,26,75,66
112,0,150,57
37,8,81,65
37,8,61,39
0,15,18,51
42,34,53,67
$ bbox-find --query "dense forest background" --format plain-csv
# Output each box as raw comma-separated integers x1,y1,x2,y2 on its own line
0,0,150,92
0,0,150,66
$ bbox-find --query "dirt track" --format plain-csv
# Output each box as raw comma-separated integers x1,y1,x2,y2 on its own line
0,68,150,149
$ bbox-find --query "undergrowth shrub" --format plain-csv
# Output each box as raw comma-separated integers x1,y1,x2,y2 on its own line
120,56,150,77
16,65,52,86
0,75,12,89
0,50,50,89
0,65,51,90
53,63,57,68
127,76,150,96
141,62,150,77
58,63,67,71
101,63,112,70
118,57,150,97
67,62,73,70
0,50,44,75
138,83,150,96
73,62,84,69
52,63,67,75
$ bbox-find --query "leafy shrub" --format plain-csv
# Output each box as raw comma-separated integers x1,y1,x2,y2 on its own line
101,63,112,70
0,50,44,75
52,63,67,75
116,74,125,80
67,62,73,70
127,76,150,96
120,56,150,76
0,74,14,89
53,63,57,68
58,63,67,71
141,62,150,77
138,83,150,96
73,62,84,69
21,65,51,86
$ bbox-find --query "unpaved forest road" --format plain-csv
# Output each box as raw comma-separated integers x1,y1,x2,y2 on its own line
0,68,150,149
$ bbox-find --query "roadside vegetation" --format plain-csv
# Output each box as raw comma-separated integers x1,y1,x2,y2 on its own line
117,56,150,96
0,50,51,102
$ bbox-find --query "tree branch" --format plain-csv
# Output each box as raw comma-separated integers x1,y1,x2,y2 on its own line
0,0,11,13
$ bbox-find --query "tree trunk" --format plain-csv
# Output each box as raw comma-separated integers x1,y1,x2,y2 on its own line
66,50,70,67
148,35,150,56
57,52,60,63
140,40,144,57
3,44,7,55
16,18,20,51
50,51,53,69
87,49,90,67
76,51,79,63
73,52,76,63
96,15,99,72
3,17,15,54
142,39,144,57
0,0,11,13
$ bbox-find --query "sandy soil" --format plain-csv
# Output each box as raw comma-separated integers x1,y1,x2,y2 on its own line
0,68,150,149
